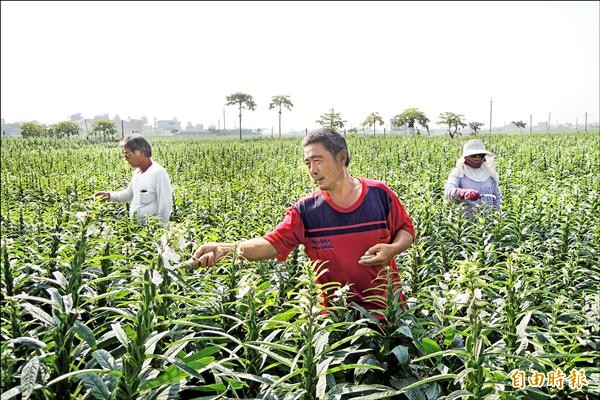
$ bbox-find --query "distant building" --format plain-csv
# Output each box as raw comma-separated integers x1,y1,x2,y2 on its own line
119,119,144,134
1,119,22,136
184,122,205,131
156,118,181,133
93,114,110,122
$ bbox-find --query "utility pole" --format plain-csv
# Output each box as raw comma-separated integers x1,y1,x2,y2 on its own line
585,112,588,132
121,120,124,139
529,114,532,134
547,112,551,131
489,98,493,133
223,108,226,131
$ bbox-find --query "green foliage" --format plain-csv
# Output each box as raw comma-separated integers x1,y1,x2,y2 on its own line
1,132,598,399
316,107,347,129
269,95,294,138
51,121,80,138
20,121,47,138
438,112,467,138
91,119,118,141
361,112,384,136
469,122,485,135
226,92,257,140
512,120,527,133
391,108,430,135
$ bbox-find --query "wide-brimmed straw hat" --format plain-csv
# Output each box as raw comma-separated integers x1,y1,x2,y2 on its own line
462,139,493,158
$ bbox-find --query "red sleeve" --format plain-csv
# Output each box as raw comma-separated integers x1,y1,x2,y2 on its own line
263,206,305,261
387,188,416,241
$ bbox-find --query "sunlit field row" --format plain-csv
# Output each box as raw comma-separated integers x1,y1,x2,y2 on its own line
1,132,598,400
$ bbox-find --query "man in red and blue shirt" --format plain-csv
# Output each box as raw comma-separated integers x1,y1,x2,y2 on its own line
192,128,415,314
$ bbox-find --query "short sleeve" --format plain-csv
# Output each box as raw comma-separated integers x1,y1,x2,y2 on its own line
263,206,305,261
387,188,416,241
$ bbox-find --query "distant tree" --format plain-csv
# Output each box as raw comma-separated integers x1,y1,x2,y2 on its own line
512,120,527,133
391,108,430,135
20,121,47,138
226,92,256,140
362,112,384,136
438,112,467,138
91,119,118,141
316,107,347,129
269,95,294,139
51,120,80,138
469,122,485,135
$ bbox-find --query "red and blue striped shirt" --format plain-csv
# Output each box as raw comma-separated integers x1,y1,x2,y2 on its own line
264,177,415,311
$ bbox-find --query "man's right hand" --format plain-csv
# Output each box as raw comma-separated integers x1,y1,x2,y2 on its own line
191,243,233,267
94,191,110,201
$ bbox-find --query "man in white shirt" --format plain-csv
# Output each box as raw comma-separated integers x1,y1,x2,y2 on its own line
95,134,173,225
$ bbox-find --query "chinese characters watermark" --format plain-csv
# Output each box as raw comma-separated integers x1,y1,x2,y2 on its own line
510,368,588,390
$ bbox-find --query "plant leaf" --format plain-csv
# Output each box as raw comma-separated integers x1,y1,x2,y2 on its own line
20,357,40,400
72,321,96,349
93,350,116,370
11,337,47,349
79,373,110,400
391,345,409,365
111,322,129,347
21,303,53,326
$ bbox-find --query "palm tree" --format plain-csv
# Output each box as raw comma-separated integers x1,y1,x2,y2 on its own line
225,92,257,140
362,112,384,136
269,95,294,138
512,120,526,134
391,108,430,135
315,107,346,129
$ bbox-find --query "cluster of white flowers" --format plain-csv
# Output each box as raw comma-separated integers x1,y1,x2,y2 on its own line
75,211,87,224
236,273,254,299
86,224,100,237
0,237,14,248
161,245,181,270
151,269,164,286
160,223,190,270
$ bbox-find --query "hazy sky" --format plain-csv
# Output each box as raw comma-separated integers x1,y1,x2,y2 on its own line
2,1,599,131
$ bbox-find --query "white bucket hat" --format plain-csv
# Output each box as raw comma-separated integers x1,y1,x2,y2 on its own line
462,139,493,158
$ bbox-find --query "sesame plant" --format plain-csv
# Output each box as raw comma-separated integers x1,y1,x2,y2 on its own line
1,132,598,399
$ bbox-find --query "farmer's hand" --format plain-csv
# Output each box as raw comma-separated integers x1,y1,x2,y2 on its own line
94,191,110,201
191,243,233,267
457,188,481,201
358,243,396,267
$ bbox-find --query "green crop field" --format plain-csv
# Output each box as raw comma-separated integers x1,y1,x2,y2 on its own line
1,132,598,400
